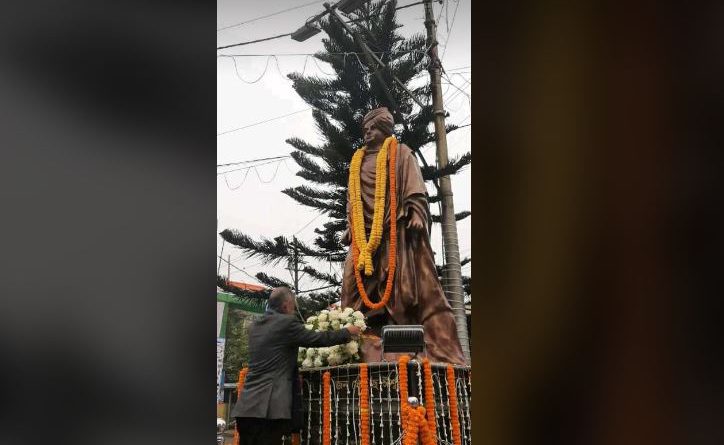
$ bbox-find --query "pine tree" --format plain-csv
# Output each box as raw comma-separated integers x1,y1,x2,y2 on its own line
219,0,471,318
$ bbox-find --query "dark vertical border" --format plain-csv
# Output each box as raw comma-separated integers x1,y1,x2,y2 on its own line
472,1,724,444
0,1,215,444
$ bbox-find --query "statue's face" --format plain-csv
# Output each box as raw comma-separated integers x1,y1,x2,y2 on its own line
363,122,386,146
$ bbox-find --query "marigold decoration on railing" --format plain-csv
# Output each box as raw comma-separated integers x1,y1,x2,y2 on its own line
349,135,398,310
233,368,249,445
447,365,462,445
322,371,331,445
398,356,410,427
423,358,437,436
398,356,437,445
359,364,371,445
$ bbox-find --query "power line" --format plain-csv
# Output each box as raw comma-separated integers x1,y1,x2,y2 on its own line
453,112,471,126
217,0,431,51
449,72,471,86
218,158,290,175
217,155,291,168
219,49,427,83
297,283,338,294
440,0,462,62
218,49,426,58
446,65,471,72
218,159,288,190
219,53,323,57
217,108,311,136
217,32,292,50
396,0,426,11
217,255,268,286
221,54,283,84
217,0,322,32
441,71,471,104
295,212,325,235
436,0,446,25
253,160,285,184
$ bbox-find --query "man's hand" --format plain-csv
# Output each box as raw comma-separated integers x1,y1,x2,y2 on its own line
346,325,362,337
406,212,425,231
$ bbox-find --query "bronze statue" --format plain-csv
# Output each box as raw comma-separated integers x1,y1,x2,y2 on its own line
340,107,466,365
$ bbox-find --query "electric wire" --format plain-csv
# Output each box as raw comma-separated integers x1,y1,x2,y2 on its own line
217,108,311,136
440,0,461,62
217,0,322,32
217,155,291,168
217,32,293,50
295,212,325,235
217,0,434,51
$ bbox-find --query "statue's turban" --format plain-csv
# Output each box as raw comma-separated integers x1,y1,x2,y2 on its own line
362,107,395,136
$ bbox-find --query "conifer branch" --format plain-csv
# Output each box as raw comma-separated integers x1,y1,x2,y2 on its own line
421,152,472,180
430,211,471,223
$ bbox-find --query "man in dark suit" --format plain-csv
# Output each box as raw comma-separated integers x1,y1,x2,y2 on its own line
231,286,361,445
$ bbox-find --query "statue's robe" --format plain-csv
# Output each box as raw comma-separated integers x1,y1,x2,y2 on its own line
341,142,466,365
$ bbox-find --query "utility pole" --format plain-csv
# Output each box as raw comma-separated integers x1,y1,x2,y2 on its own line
217,239,225,275
423,0,470,364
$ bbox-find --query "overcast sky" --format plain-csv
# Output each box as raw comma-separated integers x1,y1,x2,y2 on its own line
217,0,471,292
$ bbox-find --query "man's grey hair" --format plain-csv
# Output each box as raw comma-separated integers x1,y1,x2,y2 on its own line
267,286,295,312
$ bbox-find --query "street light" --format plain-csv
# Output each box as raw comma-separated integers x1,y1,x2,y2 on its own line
336,0,369,14
291,23,322,42
381,325,425,354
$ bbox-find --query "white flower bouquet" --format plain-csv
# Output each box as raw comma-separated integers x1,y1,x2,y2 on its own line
298,307,367,369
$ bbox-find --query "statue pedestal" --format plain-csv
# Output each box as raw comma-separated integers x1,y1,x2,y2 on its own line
358,333,424,363
296,362,471,445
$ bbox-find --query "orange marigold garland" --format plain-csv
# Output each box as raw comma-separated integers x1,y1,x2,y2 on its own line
350,136,398,311
359,364,371,445
233,368,249,445
349,136,392,275
423,358,437,437
447,366,462,445
398,356,410,428
323,371,332,445
398,356,437,445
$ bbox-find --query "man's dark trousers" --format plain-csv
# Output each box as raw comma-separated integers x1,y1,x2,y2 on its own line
235,417,287,445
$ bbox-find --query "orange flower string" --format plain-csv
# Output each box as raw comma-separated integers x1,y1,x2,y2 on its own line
291,433,300,445
447,366,462,445
423,358,437,437
398,355,410,428
398,356,437,445
350,136,398,310
323,371,331,445
359,364,370,445
233,368,249,445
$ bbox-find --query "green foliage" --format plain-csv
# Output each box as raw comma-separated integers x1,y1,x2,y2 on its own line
296,290,341,320
223,308,258,383
430,211,471,223
421,151,472,180
219,0,471,313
